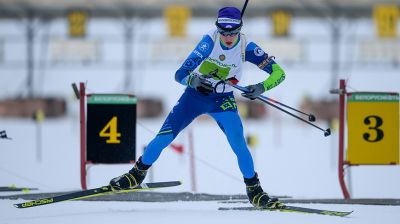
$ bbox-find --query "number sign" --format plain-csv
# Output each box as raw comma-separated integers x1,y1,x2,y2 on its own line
347,92,399,165
68,11,87,38
87,94,136,163
373,5,398,38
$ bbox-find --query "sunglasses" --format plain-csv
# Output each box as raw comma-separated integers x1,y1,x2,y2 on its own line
216,21,242,36
217,27,241,36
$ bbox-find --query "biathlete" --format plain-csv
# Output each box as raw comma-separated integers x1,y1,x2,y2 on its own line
110,6,286,209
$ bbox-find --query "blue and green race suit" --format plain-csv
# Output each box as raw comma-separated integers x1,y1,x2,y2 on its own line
141,32,285,178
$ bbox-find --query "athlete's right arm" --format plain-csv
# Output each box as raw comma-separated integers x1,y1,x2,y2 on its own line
175,35,214,85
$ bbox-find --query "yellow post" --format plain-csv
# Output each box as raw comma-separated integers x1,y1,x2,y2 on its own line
34,109,45,162
164,6,191,37
373,5,399,38
35,109,45,123
68,10,88,38
271,10,291,37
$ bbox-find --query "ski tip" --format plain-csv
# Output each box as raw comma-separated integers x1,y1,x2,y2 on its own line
321,210,354,217
161,180,182,186
166,180,183,187
339,211,353,217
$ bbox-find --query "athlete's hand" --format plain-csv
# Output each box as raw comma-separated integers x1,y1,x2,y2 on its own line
241,83,265,100
188,74,213,96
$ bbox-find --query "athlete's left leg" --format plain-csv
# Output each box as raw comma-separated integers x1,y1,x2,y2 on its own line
210,111,283,209
209,111,255,179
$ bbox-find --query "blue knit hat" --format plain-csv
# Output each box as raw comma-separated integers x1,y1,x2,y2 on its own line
216,7,242,30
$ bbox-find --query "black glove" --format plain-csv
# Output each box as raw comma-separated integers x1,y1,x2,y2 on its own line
188,74,214,96
241,83,265,100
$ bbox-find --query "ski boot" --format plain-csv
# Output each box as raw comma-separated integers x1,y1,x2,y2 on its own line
244,173,285,209
109,157,151,191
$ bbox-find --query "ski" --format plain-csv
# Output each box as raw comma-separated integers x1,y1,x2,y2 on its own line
219,205,353,217
14,181,181,209
0,186,38,192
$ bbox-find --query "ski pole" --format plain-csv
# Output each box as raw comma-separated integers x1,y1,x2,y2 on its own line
232,84,331,137
205,70,329,136
206,70,315,121
241,0,249,17
232,84,316,122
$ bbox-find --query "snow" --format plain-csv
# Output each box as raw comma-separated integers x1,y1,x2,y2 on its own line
1,16,400,224
1,200,400,224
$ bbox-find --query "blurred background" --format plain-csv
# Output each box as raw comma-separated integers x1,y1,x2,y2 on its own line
0,0,399,199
